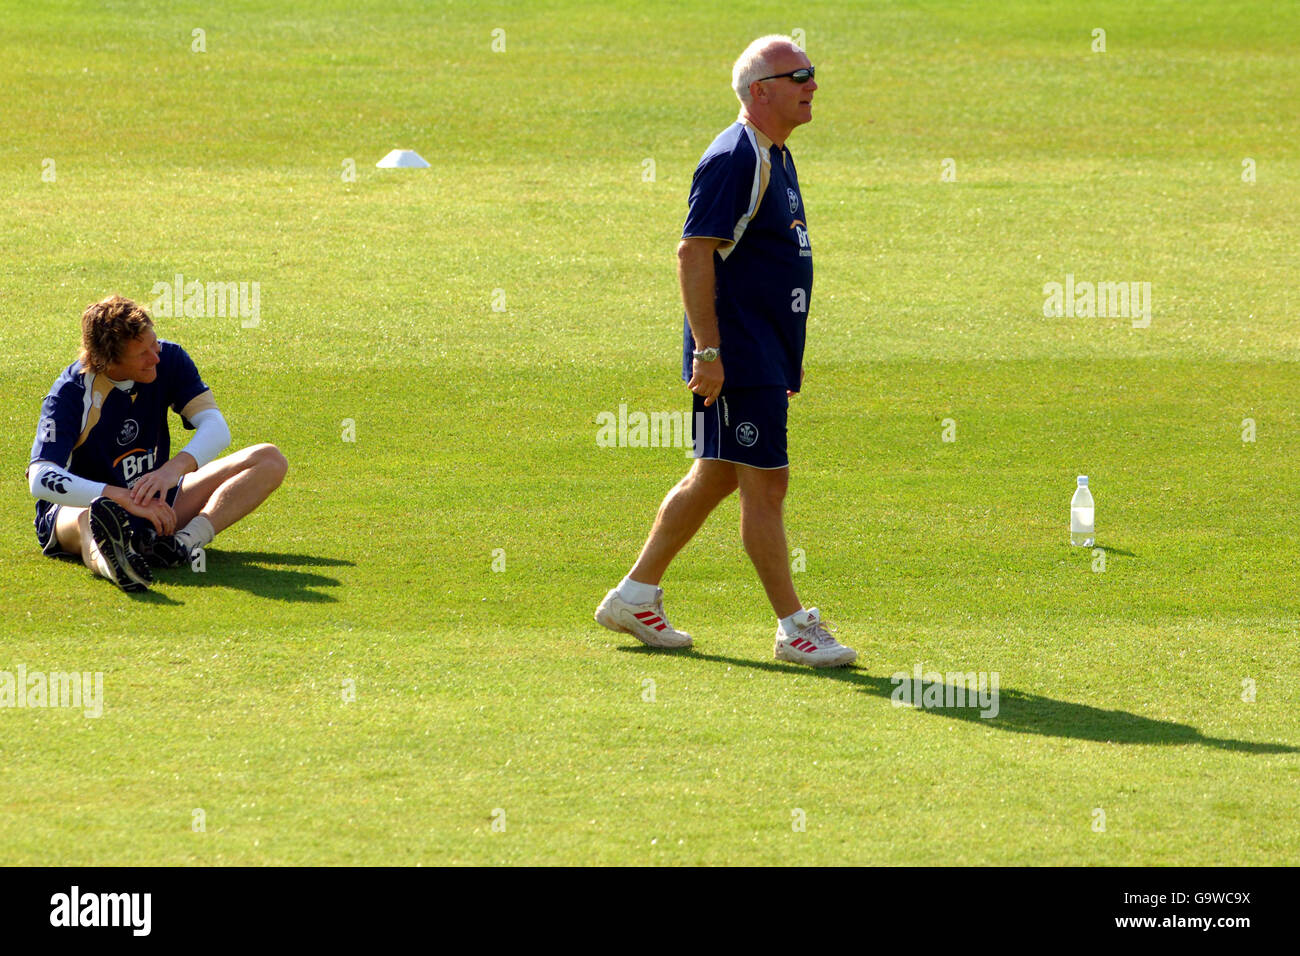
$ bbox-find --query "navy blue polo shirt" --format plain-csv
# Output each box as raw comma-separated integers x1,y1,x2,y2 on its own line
29,341,208,520
680,119,812,392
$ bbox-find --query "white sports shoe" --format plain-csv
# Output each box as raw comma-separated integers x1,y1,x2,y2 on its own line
595,587,693,649
774,608,857,668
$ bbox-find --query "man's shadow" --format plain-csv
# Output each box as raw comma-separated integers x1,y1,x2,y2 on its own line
619,647,1297,754
149,550,352,603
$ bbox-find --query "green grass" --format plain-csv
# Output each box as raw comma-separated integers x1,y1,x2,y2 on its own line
0,0,1297,865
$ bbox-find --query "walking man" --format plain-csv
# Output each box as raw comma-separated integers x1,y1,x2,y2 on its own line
596,35,856,667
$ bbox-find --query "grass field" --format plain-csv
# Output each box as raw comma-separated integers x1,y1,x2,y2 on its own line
1,0,1297,865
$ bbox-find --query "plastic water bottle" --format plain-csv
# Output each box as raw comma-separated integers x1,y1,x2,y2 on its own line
1070,476,1094,547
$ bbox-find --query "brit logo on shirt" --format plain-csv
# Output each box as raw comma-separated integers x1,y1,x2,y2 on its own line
790,219,811,254
787,188,799,213
122,449,158,484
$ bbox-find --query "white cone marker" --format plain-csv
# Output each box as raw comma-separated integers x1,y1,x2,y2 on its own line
376,149,430,169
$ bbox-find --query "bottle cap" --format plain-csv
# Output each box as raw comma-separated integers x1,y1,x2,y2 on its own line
1077,476,1088,485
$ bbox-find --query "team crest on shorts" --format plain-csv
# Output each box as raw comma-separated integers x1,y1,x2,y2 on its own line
787,188,799,213
117,419,139,445
736,422,759,447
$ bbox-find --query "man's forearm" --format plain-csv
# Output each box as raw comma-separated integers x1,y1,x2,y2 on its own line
27,460,164,511
677,242,721,348
168,452,198,476
28,461,106,508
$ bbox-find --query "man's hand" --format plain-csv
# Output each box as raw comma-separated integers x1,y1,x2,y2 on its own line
126,497,177,535
129,454,195,505
104,485,177,535
787,367,805,398
689,357,725,407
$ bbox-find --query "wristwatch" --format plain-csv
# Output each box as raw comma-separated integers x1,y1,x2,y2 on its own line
692,346,720,362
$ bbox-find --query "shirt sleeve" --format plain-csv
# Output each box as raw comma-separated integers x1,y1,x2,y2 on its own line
682,140,758,244
165,344,210,421
28,376,85,470
179,389,219,429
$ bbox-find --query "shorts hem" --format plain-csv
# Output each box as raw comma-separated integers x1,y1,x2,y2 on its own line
36,503,75,558
693,454,789,470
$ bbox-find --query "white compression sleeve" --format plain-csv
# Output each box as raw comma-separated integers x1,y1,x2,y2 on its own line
29,461,106,508
179,407,231,470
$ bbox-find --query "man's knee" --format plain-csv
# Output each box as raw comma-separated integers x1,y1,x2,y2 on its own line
248,443,288,485
737,468,788,512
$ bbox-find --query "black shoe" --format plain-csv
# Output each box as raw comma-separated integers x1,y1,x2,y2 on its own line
138,530,194,569
89,498,153,592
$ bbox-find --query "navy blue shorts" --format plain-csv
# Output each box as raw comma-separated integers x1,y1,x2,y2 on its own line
35,480,185,557
692,386,789,469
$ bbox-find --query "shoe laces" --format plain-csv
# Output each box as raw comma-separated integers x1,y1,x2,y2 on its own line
644,585,668,617
799,612,839,647
652,597,673,627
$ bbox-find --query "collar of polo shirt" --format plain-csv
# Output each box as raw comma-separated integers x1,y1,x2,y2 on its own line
738,114,777,152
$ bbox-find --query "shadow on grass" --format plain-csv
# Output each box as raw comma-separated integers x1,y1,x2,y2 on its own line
616,646,1296,754
154,550,351,603
123,587,183,606
1093,543,1137,557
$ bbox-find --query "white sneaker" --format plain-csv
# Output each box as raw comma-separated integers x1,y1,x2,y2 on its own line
595,587,692,649
774,608,857,668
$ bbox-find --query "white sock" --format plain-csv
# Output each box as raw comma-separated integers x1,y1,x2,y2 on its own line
176,515,215,550
780,609,807,634
617,576,659,605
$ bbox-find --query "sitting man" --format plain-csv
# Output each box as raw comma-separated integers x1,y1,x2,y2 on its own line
27,294,287,592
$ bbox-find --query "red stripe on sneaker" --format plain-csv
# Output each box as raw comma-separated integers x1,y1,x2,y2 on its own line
634,611,667,631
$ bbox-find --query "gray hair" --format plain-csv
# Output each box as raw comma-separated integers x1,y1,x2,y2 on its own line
731,34,802,106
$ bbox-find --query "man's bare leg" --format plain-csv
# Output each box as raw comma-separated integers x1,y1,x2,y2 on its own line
596,457,736,648
54,506,97,570
628,457,738,586
52,447,287,561
172,444,287,537
735,464,801,619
